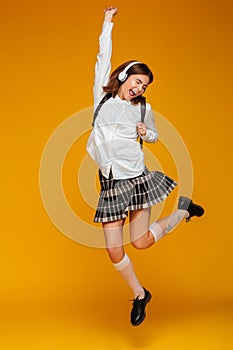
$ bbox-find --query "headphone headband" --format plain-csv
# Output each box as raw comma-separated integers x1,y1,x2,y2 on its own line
118,61,141,82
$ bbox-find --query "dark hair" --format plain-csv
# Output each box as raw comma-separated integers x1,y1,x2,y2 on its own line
103,60,154,105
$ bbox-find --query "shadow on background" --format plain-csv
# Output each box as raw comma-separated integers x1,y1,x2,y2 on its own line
1,296,232,350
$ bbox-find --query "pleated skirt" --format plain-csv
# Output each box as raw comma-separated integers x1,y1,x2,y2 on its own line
94,167,177,223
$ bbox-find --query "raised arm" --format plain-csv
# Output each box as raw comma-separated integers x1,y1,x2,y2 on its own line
93,7,118,107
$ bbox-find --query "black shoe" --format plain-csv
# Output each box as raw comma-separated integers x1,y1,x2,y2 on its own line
130,288,151,326
178,196,205,222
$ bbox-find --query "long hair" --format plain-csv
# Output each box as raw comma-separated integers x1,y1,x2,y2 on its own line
103,60,154,105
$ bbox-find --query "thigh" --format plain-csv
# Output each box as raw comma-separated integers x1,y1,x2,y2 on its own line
102,219,125,249
129,207,151,242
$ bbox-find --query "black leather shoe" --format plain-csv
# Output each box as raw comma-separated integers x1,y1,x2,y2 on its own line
130,288,151,326
178,196,205,222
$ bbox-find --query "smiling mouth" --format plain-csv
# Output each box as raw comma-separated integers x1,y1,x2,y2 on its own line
129,89,137,97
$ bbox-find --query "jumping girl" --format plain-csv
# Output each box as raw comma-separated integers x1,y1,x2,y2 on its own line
86,7,204,326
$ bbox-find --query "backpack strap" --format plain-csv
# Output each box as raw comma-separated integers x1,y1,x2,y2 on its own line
139,97,146,148
92,93,146,149
92,93,112,127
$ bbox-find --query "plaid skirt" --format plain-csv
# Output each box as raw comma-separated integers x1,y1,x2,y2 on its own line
94,167,177,223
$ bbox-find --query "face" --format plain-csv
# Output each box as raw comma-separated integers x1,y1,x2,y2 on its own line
117,74,150,101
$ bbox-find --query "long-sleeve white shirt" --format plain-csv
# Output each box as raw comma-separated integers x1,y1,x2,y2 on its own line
86,21,158,179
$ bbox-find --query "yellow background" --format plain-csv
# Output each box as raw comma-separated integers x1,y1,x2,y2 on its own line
1,0,233,349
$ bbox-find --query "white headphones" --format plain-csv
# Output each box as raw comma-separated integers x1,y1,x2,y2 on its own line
118,61,141,82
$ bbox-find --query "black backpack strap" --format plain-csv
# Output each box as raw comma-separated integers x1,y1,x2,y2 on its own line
139,97,146,148
92,93,112,127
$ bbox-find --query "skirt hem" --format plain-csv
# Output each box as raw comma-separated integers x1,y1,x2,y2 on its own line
94,167,177,223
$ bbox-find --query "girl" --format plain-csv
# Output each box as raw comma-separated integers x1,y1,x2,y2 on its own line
87,7,204,326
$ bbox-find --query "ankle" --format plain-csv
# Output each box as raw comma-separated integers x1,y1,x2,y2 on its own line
178,209,189,219
135,287,145,300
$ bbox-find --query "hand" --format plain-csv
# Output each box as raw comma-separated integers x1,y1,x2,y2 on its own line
137,122,147,137
104,6,118,22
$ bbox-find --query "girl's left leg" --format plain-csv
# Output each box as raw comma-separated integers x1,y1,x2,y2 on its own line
103,220,152,326
103,220,145,299
130,207,189,249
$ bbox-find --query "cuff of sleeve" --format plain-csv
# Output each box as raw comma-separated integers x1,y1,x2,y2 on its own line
141,130,158,142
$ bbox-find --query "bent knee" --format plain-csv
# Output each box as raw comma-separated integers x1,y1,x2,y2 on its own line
106,246,124,262
131,239,147,250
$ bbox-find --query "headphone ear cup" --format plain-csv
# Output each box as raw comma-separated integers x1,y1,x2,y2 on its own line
118,71,127,82
118,61,141,82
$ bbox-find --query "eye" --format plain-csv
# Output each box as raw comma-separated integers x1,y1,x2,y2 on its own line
136,79,147,91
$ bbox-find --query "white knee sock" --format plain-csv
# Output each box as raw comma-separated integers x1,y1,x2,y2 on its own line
113,254,145,299
149,222,164,242
165,209,189,233
149,209,189,242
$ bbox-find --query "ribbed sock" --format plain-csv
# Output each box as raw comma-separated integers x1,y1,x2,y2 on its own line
149,209,189,242
113,254,145,299
164,209,189,233
149,222,163,242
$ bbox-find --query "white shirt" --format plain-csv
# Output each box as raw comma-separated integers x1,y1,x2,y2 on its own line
86,21,158,179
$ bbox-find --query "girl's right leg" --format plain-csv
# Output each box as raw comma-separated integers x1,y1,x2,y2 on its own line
102,219,145,299
130,197,204,249
129,207,188,249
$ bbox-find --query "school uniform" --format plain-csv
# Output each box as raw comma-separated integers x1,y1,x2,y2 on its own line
86,21,177,222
